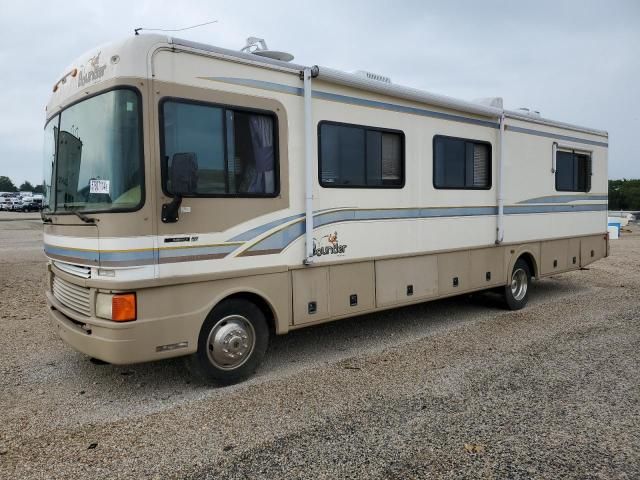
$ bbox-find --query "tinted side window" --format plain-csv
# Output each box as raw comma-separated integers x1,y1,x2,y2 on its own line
161,100,278,197
555,150,591,192
575,153,591,192
163,102,225,194
433,136,491,189
555,151,575,191
319,122,404,188
434,136,466,188
320,124,365,186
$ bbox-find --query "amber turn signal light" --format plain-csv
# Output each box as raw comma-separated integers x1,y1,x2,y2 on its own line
112,293,137,322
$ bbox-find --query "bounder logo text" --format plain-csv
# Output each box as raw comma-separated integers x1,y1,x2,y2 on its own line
78,52,107,87
312,231,347,257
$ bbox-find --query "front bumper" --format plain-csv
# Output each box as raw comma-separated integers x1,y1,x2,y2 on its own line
46,290,198,365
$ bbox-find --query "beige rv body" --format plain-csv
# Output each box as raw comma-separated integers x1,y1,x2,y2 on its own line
44,35,609,364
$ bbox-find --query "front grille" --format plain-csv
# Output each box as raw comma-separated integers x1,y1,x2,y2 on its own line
52,275,91,317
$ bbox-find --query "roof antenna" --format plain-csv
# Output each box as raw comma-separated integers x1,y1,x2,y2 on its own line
134,19,218,36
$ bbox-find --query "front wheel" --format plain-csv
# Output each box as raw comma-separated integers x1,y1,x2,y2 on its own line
503,259,531,310
187,298,270,386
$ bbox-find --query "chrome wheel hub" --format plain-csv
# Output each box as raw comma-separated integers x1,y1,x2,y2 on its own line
511,268,528,301
206,315,255,370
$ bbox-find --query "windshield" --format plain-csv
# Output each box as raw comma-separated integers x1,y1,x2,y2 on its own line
42,117,56,211
44,88,143,213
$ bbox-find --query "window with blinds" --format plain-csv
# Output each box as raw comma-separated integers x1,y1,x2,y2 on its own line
472,143,490,187
555,150,592,192
319,122,404,188
433,135,492,189
381,133,402,182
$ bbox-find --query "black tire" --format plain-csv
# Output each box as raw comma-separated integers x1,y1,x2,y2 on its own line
503,258,531,310
187,298,270,386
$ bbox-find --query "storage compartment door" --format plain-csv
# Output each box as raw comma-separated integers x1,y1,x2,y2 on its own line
438,251,470,295
470,247,505,289
375,255,438,307
292,267,330,325
329,262,375,317
581,235,607,267
541,240,569,275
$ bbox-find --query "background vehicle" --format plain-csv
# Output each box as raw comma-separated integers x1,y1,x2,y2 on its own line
20,198,41,212
31,196,43,211
8,197,23,211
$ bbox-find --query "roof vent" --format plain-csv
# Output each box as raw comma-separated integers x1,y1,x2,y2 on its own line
517,107,541,118
354,70,392,84
240,37,294,62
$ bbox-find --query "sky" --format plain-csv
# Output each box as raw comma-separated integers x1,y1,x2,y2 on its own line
1,0,638,185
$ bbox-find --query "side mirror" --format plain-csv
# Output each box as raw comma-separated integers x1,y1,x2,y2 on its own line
162,152,198,223
170,152,199,195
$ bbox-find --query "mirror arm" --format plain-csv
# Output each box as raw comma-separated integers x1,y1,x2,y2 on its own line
161,195,183,223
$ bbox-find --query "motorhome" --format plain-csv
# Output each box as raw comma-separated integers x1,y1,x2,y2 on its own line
43,34,609,384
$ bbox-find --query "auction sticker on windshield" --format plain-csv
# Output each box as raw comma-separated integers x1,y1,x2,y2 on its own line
89,179,110,194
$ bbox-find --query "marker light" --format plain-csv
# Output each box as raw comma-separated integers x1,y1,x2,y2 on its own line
52,68,78,92
96,293,137,322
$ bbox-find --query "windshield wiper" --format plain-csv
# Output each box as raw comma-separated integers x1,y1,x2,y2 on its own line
41,208,97,224
70,209,97,224
60,203,98,223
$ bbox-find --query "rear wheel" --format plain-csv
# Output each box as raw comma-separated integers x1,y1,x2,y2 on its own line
188,298,269,385
503,259,531,310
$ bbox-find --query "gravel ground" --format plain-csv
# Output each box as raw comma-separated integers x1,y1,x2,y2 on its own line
0,220,638,479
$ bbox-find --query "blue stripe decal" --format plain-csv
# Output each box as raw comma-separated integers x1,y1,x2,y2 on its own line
100,250,155,262
45,244,234,264
245,207,499,254
506,125,608,148
311,91,499,129
312,207,499,229
45,203,608,263
206,76,498,129
205,77,609,146
207,77,303,96
45,245,99,262
243,204,607,254
505,204,607,215
247,221,305,252
517,194,608,204
228,213,305,242
158,245,237,259
226,208,344,243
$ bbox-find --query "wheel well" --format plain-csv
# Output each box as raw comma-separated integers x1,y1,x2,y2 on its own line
222,292,276,334
517,252,538,279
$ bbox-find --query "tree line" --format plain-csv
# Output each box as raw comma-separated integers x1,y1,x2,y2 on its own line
609,179,640,211
0,176,44,194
